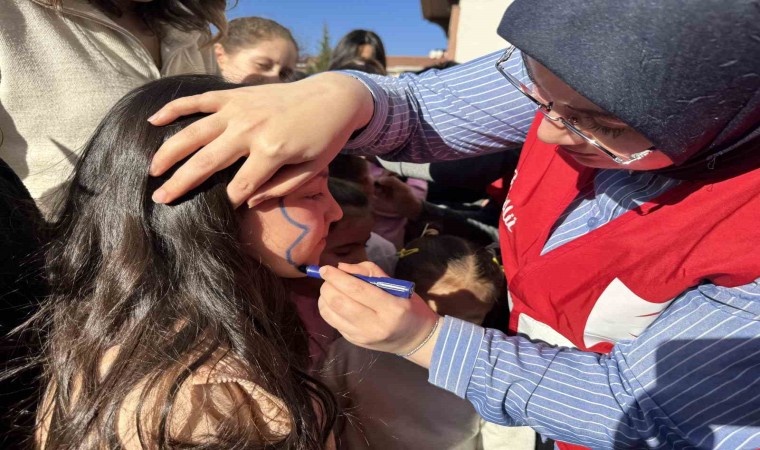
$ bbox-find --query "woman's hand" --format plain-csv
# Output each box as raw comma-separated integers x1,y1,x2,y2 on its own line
318,262,441,368
147,73,374,207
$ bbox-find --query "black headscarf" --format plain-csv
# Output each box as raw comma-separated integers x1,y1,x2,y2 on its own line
498,0,760,180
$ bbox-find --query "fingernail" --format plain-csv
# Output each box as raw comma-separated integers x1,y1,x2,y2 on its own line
152,188,168,204
319,266,329,277
147,112,161,123
247,196,263,208
148,162,158,176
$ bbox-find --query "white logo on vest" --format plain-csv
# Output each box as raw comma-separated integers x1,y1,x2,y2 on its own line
584,278,673,348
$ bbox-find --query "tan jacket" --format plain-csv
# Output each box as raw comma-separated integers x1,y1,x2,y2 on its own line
0,0,217,214
38,348,293,448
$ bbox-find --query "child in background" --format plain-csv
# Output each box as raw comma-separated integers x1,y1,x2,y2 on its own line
321,178,398,275
326,160,399,271
329,29,387,71
329,154,428,250
214,17,298,84
368,161,429,249
321,235,506,450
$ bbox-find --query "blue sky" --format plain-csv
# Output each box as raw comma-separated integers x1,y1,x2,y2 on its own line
227,0,448,56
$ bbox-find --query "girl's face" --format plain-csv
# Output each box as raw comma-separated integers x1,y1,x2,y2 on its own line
319,210,373,268
215,39,298,84
358,44,375,59
239,171,343,278
527,58,675,171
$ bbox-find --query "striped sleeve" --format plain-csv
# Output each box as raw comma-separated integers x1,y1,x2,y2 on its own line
341,50,537,162
429,280,760,449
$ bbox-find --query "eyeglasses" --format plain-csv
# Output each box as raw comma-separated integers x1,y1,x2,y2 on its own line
495,46,653,165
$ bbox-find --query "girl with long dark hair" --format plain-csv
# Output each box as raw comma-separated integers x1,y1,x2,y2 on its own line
35,75,339,449
328,29,387,71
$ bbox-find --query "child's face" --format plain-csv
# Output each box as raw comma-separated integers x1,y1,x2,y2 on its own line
320,211,374,267
239,171,343,278
216,38,298,84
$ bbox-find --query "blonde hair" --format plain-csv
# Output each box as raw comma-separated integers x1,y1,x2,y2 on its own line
396,235,504,305
220,17,297,54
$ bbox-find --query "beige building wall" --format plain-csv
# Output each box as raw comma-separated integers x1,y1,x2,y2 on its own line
454,0,514,62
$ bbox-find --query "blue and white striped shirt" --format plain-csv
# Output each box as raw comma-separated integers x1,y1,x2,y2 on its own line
344,51,760,449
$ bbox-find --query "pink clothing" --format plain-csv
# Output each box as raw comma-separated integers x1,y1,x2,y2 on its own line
289,292,340,368
369,164,428,249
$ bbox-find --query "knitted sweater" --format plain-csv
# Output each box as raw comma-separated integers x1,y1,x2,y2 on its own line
0,0,217,214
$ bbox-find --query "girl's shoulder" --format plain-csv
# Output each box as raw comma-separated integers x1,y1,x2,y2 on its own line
112,347,292,448
172,350,292,443
191,351,292,431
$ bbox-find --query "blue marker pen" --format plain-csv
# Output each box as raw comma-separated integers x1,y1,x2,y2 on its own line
299,265,415,299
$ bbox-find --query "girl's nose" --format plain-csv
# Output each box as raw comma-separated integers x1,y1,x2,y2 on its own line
326,195,344,223
536,116,587,146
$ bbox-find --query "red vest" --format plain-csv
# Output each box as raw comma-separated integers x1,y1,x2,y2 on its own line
499,115,760,448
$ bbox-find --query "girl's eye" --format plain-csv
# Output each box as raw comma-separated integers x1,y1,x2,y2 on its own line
307,193,324,201
576,116,627,138
586,121,627,138
256,62,273,71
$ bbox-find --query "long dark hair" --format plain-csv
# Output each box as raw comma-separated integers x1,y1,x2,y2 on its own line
329,29,387,70
37,75,335,449
46,0,230,45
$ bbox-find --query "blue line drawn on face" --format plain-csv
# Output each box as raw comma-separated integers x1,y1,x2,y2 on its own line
279,198,310,266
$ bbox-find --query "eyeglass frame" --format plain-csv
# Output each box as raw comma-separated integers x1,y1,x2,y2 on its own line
495,46,653,166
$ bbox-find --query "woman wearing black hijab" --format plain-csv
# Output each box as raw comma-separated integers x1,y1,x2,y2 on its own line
146,0,759,447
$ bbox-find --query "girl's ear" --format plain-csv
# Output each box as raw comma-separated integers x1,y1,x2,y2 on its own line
214,43,227,66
